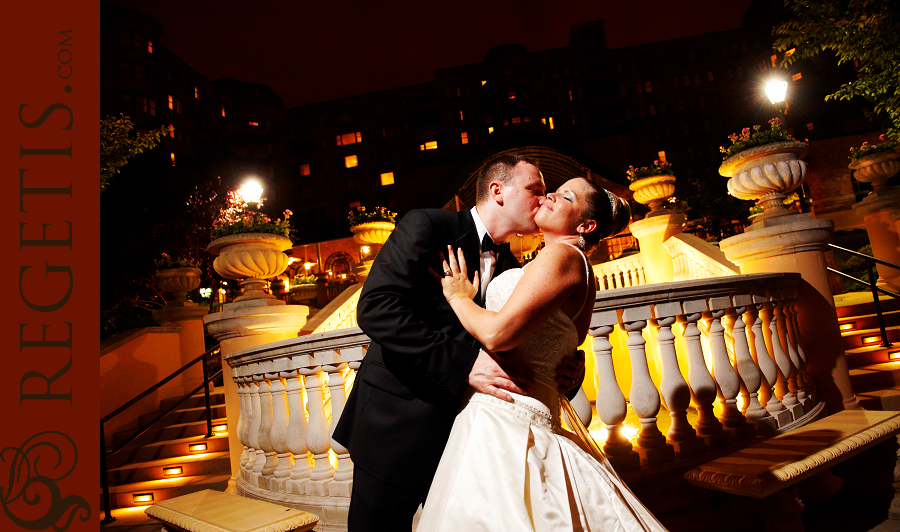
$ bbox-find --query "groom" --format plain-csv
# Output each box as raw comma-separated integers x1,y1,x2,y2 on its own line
333,154,583,531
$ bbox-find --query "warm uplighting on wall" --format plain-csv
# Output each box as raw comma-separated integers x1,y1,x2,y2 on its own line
380,172,394,186
133,494,154,504
344,155,358,168
163,467,183,476
189,443,208,452
839,322,856,331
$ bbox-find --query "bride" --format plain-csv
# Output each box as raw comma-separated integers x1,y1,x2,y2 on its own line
418,177,668,531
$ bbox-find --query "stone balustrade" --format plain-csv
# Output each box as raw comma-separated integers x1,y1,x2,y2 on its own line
594,253,646,290
663,233,740,281
223,272,823,528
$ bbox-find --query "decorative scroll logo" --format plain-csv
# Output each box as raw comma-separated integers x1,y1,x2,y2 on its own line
0,431,90,531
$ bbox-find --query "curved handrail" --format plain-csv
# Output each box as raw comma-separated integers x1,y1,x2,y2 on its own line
828,244,898,349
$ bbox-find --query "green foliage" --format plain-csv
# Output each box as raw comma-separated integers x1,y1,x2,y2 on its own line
720,118,798,160
835,244,874,292
100,114,170,193
291,275,318,286
348,206,396,226
626,160,675,181
774,0,900,138
154,253,200,270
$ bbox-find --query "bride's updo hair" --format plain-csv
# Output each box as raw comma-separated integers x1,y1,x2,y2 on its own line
580,179,631,252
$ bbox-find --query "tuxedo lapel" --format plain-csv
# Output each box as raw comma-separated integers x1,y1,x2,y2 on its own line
454,210,484,306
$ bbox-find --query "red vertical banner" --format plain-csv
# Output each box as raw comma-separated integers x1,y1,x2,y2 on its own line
2,2,100,531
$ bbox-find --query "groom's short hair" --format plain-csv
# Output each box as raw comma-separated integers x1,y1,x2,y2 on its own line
475,153,540,205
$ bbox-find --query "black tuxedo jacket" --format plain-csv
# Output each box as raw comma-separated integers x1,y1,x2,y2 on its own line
332,208,518,494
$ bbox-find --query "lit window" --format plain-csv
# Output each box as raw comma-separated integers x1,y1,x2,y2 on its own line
136,96,148,113
481,80,487,85
694,73,701,84
635,83,642,94
568,90,574,101
511,117,521,124
168,95,174,109
524,116,531,122
770,54,777,67
168,125,175,138
149,100,156,116
380,172,394,186
792,72,803,81
176,100,181,114
508,91,516,99
336,131,362,146
221,106,226,117
344,155,358,168
707,71,715,82
461,132,468,144
548,117,555,129
488,126,494,134
419,141,438,151
644,81,652,93
541,118,546,124
658,151,667,163
194,86,199,99
649,105,656,116
249,121,259,126
459,110,464,120
503,119,509,126
456,87,461,97
300,164,310,176
147,38,153,54
806,122,814,131
170,152,176,166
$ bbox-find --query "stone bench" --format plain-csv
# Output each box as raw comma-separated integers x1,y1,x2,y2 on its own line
684,409,900,498
145,489,319,532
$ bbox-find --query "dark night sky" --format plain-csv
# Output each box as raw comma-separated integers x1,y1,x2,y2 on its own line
107,0,754,108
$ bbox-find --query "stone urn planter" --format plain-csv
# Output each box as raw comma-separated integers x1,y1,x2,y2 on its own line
155,267,202,303
720,141,809,220
848,151,900,194
289,284,318,304
207,233,293,301
629,174,677,215
350,221,395,246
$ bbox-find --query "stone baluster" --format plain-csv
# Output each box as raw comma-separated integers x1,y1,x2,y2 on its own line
247,370,263,477
589,310,639,470
325,358,354,497
621,306,674,466
268,371,294,488
773,290,804,416
300,366,335,495
235,374,250,469
678,299,726,446
785,290,813,409
283,368,312,495
704,297,752,440
651,302,703,457
256,371,279,480
745,294,792,427
761,295,802,421
725,294,776,434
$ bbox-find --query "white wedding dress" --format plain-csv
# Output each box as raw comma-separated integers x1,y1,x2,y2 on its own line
417,250,668,531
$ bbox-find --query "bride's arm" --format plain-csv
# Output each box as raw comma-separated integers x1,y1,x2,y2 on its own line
441,243,585,352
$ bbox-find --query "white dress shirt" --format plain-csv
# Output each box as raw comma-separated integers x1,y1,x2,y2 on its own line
470,207,497,303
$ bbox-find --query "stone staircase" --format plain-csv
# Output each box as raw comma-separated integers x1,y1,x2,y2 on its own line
103,387,231,522
836,292,900,409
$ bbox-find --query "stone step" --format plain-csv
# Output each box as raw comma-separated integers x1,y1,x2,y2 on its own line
849,361,900,393
104,473,231,510
111,417,228,451
857,386,900,411
838,309,900,333
136,402,227,429
844,344,900,368
107,433,230,470
834,292,900,319
108,451,231,485
157,388,226,412
840,325,900,351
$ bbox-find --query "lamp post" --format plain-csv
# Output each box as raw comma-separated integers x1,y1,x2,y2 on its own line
240,178,264,211
765,79,788,123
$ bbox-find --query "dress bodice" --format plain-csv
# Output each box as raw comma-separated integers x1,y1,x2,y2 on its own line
484,267,579,393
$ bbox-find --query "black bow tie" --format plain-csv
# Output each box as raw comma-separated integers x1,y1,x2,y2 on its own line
481,234,509,255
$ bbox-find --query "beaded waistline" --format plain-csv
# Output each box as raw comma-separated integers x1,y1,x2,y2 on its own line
469,392,561,432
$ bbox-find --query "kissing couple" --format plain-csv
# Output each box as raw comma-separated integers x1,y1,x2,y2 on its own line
334,153,668,531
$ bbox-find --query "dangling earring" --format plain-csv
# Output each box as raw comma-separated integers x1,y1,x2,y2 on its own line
577,234,586,250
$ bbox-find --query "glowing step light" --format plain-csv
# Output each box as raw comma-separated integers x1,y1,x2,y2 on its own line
839,322,856,331
188,443,208,452
133,493,154,504
163,466,183,476
889,351,900,361
862,335,882,345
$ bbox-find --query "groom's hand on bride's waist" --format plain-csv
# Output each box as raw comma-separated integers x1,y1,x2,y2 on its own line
555,349,586,394
468,350,532,402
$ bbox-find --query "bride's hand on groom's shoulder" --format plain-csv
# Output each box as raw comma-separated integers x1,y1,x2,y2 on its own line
433,245,478,303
